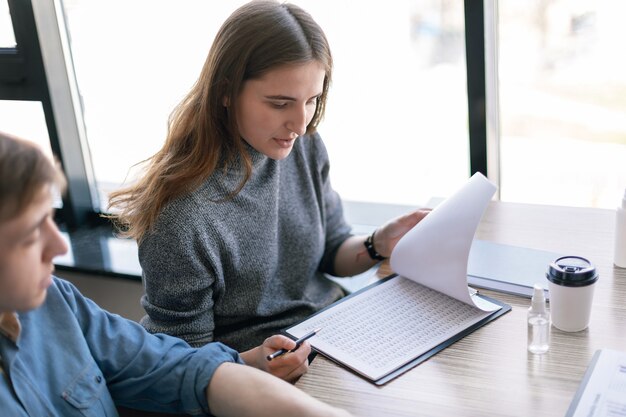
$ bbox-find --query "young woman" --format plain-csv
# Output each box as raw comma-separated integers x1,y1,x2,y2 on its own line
0,131,350,417
109,0,428,379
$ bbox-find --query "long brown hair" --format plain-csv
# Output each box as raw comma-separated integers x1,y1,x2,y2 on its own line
0,131,66,222
108,0,333,241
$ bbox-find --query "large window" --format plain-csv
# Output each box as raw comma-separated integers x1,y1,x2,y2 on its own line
61,0,470,208
496,0,626,208
5,0,625,234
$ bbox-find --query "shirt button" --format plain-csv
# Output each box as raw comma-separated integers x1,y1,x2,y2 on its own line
95,375,102,383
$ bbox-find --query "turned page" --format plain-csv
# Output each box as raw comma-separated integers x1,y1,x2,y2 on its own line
390,172,501,312
287,173,505,382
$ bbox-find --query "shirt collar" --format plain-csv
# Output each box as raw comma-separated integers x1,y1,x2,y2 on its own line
0,312,21,343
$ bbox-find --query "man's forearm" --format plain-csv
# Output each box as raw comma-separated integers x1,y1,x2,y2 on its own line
206,362,351,417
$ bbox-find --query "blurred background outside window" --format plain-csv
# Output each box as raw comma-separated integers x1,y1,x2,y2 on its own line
498,0,626,208
0,0,16,47
7,0,622,212
61,0,469,209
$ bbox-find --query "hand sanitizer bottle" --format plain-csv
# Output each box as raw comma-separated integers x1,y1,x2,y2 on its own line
528,284,549,354
615,188,626,268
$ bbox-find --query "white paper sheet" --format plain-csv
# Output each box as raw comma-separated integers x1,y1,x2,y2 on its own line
568,349,626,417
390,172,498,311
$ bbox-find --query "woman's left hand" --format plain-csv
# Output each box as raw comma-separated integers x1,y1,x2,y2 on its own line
373,209,431,258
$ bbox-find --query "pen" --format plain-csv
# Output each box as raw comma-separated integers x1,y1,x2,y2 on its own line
266,328,322,361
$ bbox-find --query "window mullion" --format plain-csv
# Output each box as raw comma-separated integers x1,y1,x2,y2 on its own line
31,0,100,226
483,0,501,199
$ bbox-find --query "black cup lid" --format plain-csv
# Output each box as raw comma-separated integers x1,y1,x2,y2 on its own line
546,256,598,287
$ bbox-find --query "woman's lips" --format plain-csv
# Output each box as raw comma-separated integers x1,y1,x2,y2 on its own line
273,137,296,148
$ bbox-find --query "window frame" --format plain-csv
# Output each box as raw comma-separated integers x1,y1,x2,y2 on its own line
1,0,100,228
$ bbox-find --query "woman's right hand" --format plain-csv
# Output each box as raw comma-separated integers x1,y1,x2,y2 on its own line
239,334,311,383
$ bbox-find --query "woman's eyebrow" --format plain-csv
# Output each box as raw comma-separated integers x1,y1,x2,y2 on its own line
265,95,296,101
265,93,322,101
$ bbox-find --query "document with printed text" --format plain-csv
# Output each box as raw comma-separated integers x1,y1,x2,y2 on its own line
286,173,511,384
566,349,626,417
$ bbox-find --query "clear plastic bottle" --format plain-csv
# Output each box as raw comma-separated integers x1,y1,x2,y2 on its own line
615,188,626,268
527,284,550,354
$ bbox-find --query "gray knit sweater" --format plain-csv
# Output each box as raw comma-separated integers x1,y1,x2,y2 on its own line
138,133,351,351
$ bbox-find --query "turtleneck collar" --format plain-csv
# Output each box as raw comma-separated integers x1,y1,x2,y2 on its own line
241,139,270,169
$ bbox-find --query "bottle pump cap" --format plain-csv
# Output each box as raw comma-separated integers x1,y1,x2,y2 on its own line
530,284,546,313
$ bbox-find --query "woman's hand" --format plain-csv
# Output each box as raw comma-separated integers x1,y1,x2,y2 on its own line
333,208,431,277
239,335,311,383
373,209,431,258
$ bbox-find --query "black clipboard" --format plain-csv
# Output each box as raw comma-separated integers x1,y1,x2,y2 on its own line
284,273,512,385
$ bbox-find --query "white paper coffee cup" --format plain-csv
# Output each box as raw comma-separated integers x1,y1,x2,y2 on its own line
546,256,598,332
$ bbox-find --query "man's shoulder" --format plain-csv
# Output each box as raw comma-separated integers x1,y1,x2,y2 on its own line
18,276,83,327
44,276,87,310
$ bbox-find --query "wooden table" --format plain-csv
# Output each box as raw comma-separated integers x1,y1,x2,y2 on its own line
296,201,626,416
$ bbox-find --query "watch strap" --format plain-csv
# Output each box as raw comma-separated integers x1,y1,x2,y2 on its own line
364,230,387,261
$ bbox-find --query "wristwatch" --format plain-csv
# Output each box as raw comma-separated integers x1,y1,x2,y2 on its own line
363,230,387,261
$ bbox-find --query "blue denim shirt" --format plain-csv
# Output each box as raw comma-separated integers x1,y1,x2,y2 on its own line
0,277,243,416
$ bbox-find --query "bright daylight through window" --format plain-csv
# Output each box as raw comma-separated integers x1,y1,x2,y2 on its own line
62,0,469,210
497,1,626,208
0,0,16,48
58,0,626,211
